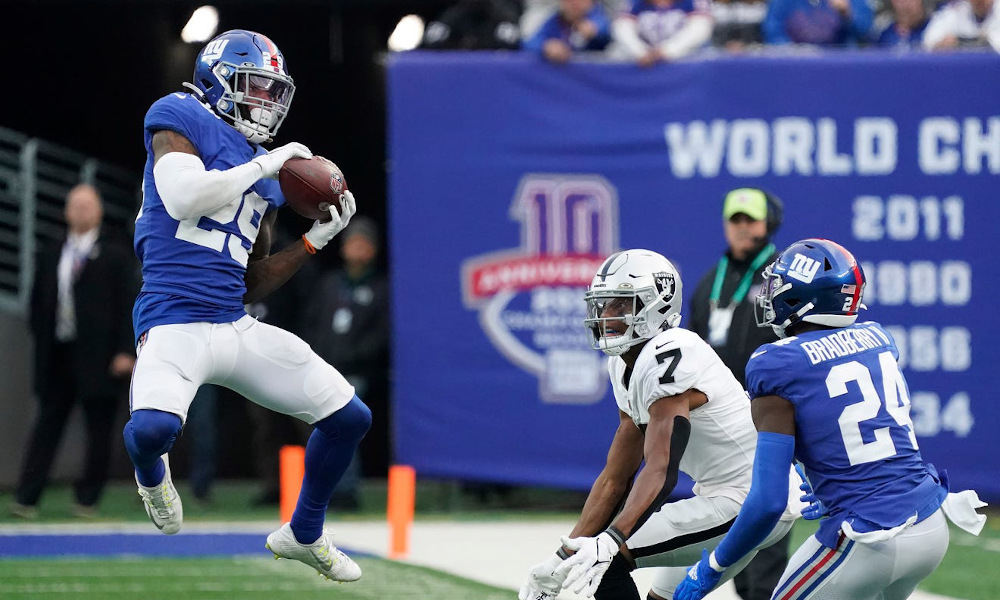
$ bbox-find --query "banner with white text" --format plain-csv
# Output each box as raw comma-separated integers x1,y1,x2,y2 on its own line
388,51,1000,499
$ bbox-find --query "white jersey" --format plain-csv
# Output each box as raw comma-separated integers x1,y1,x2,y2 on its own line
609,327,791,508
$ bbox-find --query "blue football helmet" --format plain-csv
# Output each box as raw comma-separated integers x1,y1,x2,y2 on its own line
188,30,295,144
756,238,867,338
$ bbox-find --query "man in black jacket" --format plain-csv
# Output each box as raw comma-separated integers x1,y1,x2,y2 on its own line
687,187,788,600
11,184,139,518
300,217,390,508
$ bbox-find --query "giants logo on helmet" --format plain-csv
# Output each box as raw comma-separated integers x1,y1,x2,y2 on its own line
787,253,821,283
461,174,619,405
202,39,229,63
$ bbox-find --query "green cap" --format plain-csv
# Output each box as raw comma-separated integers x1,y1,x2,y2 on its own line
723,188,768,221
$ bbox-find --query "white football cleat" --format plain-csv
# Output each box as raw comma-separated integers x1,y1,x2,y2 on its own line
266,523,362,582
135,454,183,535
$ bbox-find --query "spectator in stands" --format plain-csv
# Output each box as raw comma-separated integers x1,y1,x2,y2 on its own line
522,0,627,38
687,188,789,600
10,184,138,519
609,0,714,65
922,0,1000,50
711,0,767,50
523,0,613,63
763,0,874,45
875,0,930,47
300,217,390,510
421,0,523,49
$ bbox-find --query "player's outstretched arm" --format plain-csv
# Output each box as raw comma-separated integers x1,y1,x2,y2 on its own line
151,130,311,221
606,392,693,540
568,409,646,541
557,394,692,596
521,410,643,599
674,395,796,600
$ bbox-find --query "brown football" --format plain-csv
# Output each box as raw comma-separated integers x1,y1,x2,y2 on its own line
278,156,348,221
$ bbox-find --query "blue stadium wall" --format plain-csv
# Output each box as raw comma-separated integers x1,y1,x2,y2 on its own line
387,50,1000,501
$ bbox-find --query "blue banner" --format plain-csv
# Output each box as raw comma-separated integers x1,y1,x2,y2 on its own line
388,50,1000,499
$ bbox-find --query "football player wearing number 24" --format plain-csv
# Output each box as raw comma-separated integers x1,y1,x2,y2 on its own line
673,239,987,600
521,249,804,600
126,30,367,583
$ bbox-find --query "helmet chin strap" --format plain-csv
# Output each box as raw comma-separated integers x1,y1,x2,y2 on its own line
250,107,276,127
235,108,277,144
234,121,270,144
775,302,815,338
182,82,205,99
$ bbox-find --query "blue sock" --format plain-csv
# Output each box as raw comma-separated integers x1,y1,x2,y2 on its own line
123,409,183,487
290,396,371,544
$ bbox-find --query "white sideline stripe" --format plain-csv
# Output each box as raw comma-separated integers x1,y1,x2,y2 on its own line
0,519,965,600
953,536,1000,553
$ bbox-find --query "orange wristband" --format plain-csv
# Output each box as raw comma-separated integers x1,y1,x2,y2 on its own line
302,235,317,255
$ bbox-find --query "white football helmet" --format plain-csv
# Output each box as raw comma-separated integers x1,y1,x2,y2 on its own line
584,250,683,356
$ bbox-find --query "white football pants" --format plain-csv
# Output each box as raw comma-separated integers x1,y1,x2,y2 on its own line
627,494,796,598
770,508,949,600
130,315,355,424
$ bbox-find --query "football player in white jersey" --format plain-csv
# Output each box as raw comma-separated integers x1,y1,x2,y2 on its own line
520,249,803,600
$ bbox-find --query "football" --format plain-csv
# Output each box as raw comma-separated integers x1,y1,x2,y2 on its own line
278,156,348,221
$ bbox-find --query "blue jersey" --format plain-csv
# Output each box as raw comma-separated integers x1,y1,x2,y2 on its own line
133,92,286,341
630,0,711,45
746,321,946,548
522,6,612,53
876,19,928,48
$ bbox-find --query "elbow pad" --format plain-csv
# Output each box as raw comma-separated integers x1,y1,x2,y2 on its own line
153,152,263,221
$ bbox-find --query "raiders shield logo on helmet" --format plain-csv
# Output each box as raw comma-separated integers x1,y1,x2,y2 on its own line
653,271,676,301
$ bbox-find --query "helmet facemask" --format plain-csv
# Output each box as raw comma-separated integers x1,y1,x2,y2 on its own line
211,62,295,144
585,275,681,356
585,290,643,356
755,263,805,338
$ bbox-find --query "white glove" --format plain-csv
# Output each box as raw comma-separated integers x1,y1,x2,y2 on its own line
555,532,620,597
251,142,312,179
303,190,356,251
519,553,565,600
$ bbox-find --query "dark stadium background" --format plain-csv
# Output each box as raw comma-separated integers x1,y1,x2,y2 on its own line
4,0,454,480
8,0,456,258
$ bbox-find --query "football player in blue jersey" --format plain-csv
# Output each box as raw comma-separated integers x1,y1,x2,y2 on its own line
125,30,369,583
674,239,986,600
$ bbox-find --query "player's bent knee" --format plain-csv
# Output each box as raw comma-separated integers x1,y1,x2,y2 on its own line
125,409,183,456
314,396,371,443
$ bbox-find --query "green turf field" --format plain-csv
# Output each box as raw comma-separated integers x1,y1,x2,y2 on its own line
787,516,1000,600
2,481,998,599
0,556,513,600
1,526,998,600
